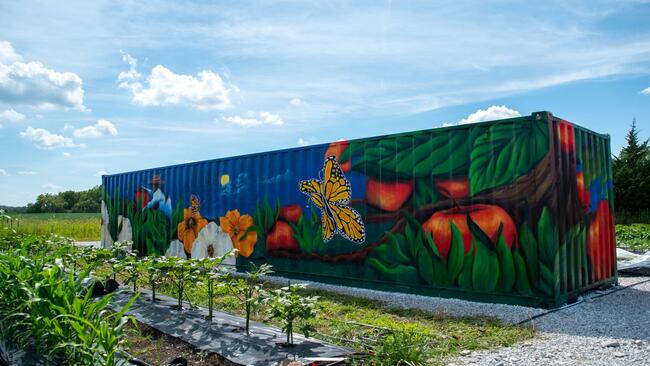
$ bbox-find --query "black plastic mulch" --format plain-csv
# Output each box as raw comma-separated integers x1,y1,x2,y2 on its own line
110,289,352,366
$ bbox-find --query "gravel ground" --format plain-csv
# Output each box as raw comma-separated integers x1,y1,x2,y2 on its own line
453,276,650,366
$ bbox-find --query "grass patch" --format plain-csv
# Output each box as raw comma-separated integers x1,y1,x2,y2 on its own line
5,213,100,241
616,224,650,253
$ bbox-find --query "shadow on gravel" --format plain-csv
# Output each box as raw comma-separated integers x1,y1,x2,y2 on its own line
529,280,650,341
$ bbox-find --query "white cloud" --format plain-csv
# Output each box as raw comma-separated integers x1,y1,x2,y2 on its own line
641,87,650,95
290,97,302,106
0,41,21,64
0,41,85,110
0,169,7,176
118,53,232,110
222,111,284,127
62,123,73,131
444,105,521,126
42,183,61,191
0,109,25,122
297,137,308,146
73,119,118,138
94,170,108,177
61,152,71,157
20,126,76,149
18,171,36,175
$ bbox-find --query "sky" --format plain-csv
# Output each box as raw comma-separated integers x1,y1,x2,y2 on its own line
1,0,649,206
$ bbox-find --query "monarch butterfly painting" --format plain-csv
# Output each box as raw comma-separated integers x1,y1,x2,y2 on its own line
299,156,366,243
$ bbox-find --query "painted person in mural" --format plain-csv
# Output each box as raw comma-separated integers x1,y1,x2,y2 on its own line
143,174,172,218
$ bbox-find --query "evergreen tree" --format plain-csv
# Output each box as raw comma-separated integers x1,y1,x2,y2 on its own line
613,119,650,217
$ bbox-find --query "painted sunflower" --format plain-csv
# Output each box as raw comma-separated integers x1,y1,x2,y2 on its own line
177,196,208,254
220,209,257,257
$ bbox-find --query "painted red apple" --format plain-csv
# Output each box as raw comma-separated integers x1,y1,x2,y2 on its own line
366,178,414,212
422,204,517,260
587,200,614,281
558,121,575,153
435,177,470,199
279,204,302,223
324,140,351,172
266,221,300,252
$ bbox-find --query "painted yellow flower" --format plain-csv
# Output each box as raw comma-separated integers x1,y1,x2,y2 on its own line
177,196,208,254
220,209,257,257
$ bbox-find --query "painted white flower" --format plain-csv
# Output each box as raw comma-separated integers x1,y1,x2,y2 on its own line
165,239,187,259
100,200,114,249
117,216,132,242
191,222,235,266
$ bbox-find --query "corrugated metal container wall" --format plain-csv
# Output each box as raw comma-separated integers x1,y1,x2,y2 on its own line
102,111,617,308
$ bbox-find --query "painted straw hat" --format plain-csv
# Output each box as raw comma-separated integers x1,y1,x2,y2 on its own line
150,174,164,185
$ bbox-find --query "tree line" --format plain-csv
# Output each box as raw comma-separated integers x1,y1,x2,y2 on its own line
24,186,102,213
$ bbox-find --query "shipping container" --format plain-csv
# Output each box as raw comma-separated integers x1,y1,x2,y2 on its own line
101,111,616,308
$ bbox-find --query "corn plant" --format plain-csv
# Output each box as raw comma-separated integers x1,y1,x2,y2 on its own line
221,263,273,335
264,283,318,346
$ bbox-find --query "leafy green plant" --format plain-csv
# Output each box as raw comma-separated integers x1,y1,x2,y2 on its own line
196,255,231,320
144,256,165,302
221,263,273,335
250,197,280,257
157,256,200,310
264,283,319,346
290,206,324,254
616,224,650,253
370,326,429,366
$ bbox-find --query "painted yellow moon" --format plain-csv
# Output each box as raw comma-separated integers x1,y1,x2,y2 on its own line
220,174,230,186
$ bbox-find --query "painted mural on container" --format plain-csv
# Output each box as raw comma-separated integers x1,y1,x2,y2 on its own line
102,113,616,306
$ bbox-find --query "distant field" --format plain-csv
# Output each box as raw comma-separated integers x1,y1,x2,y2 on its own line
3,213,100,241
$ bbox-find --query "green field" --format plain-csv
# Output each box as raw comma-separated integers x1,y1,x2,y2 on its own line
3,213,100,241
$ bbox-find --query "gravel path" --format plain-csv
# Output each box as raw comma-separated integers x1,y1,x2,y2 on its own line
453,276,650,366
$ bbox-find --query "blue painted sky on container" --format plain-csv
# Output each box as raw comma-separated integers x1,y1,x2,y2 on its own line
0,0,649,206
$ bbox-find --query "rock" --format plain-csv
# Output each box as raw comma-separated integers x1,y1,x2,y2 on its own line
613,352,626,358
460,350,471,356
603,340,620,348
105,278,120,293
167,357,187,366
634,340,643,346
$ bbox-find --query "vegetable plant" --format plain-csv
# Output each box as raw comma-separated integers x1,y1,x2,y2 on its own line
196,254,231,320
221,263,273,335
264,283,318,346
158,256,200,310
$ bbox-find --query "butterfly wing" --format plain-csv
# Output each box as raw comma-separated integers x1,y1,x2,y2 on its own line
323,156,352,205
330,204,366,243
321,210,336,242
299,179,325,209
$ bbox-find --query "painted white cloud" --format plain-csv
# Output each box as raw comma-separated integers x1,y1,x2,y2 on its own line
290,98,302,106
222,111,284,127
641,87,650,95
18,171,36,175
0,169,7,176
0,41,85,110
118,53,232,110
297,137,308,146
0,109,25,122
73,119,117,138
94,170,108,177
20,126,76,149
444,105,521,126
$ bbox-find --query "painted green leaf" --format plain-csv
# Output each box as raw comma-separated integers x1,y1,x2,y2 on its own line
472,238,500,292
447,221,465,281
496,233,515,293
538,263,554,296
513,250,533,296
416,238,449,287
458,245,474,290
537,207,557,265
413,178,439,208
518,222,539,286
374,234,411,265
368,258,419,283
469,119,548,195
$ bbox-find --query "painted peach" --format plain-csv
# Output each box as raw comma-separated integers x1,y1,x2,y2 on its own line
324,140,351,172
435,177,470,199
422,204,517,260
266,221,300,252
279,204,303,224
366,178,414,212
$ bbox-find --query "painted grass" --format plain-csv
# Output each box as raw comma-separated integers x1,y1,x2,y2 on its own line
5,213,100,241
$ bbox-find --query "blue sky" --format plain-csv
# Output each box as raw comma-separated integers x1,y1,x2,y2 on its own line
1,0,649,206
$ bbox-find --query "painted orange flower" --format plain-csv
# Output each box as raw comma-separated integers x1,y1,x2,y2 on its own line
220,209,257,257
177,196,208,254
